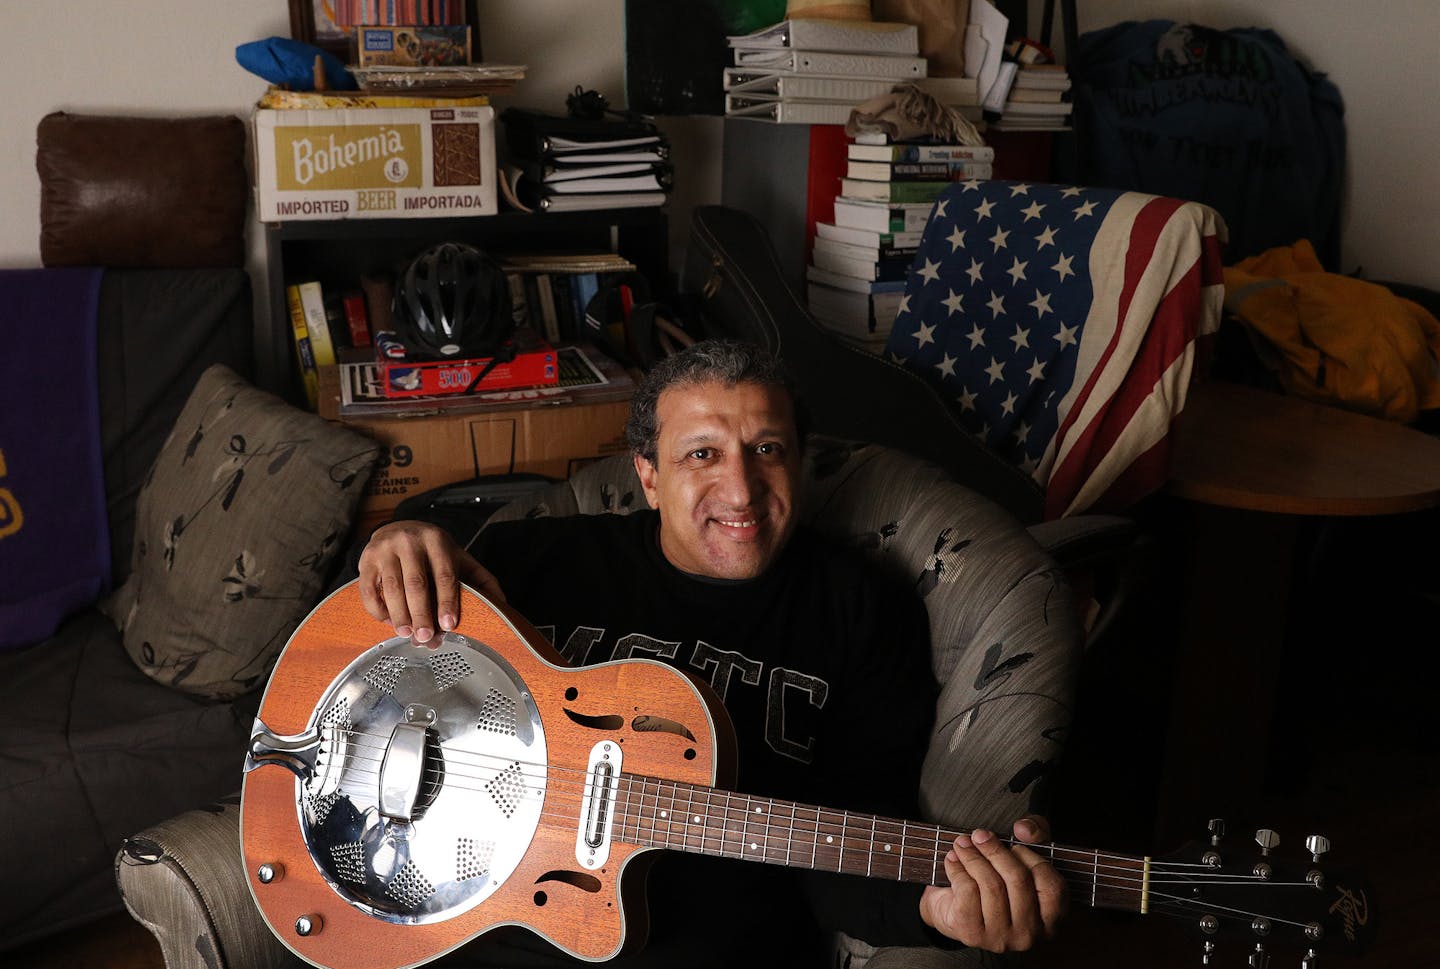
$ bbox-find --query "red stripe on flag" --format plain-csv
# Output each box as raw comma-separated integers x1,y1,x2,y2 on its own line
1045,197,1183,513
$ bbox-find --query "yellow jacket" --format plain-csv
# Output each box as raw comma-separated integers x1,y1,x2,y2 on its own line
1224,240,1440,422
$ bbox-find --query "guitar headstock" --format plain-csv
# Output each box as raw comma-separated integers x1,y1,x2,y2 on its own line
1150,820,1375,967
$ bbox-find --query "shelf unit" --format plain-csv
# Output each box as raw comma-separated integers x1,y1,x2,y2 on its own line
261,207,669,402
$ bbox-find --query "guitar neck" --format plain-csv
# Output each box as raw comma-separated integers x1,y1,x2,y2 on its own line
614,773,1148,914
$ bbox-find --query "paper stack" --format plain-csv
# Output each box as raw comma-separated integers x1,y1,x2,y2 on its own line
723,18,928,125
498,108,673,213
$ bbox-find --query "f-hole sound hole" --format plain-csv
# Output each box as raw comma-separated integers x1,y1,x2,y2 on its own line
684,748,696,760
565,687,578,701
534,890,547,906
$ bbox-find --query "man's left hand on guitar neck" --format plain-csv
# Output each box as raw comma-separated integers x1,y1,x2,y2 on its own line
920,815,1068,952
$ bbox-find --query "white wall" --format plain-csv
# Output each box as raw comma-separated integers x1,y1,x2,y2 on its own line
1,1,1433,293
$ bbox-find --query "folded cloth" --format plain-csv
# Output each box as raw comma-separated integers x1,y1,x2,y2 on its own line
1225,239,1440,422
0,268,109,650
846,83,986,146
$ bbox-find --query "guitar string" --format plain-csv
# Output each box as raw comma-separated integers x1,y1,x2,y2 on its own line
308,748,1311,896
295,751,1321,924
321,731,1294,883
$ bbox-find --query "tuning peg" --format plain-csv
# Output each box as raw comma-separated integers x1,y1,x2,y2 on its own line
1248,942,1269,968
1254,828,1280,856
1208,818,1226,845
1305,834,1331,862
1301,949,1318,969
1201,940,1216,965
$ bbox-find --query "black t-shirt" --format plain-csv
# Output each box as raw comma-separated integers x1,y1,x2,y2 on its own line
436,510,940,968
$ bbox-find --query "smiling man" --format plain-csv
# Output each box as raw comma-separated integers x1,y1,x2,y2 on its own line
356,339,1064,968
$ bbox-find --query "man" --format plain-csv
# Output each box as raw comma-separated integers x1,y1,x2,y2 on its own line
358,340,1065,966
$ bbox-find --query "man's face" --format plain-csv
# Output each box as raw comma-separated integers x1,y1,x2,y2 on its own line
635,379,801,580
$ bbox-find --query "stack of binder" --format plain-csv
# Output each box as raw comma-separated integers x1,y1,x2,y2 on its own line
499,108,673,213
723,18,928,125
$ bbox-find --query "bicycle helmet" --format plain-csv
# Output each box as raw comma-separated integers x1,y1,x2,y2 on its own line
392,242,513,359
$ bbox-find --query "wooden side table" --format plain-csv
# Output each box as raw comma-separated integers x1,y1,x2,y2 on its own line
1153,380,1440,846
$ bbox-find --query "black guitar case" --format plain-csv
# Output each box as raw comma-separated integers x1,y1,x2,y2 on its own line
676,204,1044,525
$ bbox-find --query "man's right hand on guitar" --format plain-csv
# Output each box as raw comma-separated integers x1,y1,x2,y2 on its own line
357,521,506,644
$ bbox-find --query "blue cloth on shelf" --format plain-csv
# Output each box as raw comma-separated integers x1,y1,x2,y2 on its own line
235,36,357,91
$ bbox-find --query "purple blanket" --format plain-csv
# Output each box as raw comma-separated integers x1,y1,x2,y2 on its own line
0,267,108,650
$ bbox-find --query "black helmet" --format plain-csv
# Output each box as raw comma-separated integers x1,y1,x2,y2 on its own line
392,242,513,359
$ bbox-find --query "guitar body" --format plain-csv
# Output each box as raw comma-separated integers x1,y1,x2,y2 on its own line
241,581,735,969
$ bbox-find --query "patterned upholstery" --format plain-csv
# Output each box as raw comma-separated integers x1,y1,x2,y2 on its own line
117,438,1082,969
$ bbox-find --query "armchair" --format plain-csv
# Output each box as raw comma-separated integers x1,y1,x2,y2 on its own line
116,437,1083,969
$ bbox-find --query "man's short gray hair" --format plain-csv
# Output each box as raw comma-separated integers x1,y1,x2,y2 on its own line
625,339,805,465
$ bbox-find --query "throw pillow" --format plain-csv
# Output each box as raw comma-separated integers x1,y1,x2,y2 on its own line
102,364,380,699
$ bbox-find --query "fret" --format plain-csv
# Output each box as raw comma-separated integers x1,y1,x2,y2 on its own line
869,816,906,881
661,779,679,849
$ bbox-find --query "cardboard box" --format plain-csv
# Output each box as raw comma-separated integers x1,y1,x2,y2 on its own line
357,26,471,67
338,394,633,533
253,105,496,222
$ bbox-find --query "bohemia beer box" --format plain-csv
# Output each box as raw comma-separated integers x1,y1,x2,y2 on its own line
253,105,497,221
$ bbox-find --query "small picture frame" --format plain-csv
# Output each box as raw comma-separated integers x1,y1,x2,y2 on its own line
289,1,482,63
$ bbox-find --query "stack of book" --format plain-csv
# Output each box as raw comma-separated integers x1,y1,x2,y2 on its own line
988,63,1074,132
722,18,928,125
498,108,672,213
499,251,640,347
805,136,995,351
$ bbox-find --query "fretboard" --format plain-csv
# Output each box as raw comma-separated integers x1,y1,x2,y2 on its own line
613,773,1149,913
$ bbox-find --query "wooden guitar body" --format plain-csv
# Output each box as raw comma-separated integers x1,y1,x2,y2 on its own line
240,580,735,969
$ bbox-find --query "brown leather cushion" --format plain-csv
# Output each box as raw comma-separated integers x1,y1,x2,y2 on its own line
37,112,248,268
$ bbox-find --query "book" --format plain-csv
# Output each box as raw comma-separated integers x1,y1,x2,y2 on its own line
1012,69,1073,92
341,291,371,347
811,246,910,283
500,165,668,213
534,273,559,343
724,95,856,126
807,282,904,338
727,18,919,55
524,160,668,183
1001,100,1075,116
805,263,909,295
723,70,903,103
912,76,981,105
501,107,664,161
812,234,917,265
296,281,337,368
1008,87,1067,103
847,141,995,163
845,159,994,182
284,284,320,410
814,221,923,250
839,177,952,204
831,197,934,233
729,48,927,78
808,279,905,316
543,170,672,194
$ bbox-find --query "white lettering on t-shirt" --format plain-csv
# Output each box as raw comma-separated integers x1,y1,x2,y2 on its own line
558,626,605,666
766,667,829,764
689,640,763,701
614,632,682,662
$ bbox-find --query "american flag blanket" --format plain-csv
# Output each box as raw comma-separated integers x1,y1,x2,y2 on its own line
885,180,1227,518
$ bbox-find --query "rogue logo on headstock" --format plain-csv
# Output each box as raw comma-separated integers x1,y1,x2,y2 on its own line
1329,885,1369,942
